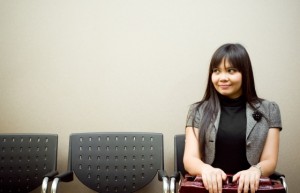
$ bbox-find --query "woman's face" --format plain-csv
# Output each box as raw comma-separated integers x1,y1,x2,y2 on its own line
211,59,242,99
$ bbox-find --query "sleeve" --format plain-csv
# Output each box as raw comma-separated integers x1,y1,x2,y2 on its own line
186,104,201,128
269,102,282,131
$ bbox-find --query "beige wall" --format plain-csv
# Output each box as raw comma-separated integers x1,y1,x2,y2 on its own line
0,1,299,192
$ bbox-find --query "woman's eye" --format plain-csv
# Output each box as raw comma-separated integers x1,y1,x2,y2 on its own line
228,68,237,73
212,68,219,73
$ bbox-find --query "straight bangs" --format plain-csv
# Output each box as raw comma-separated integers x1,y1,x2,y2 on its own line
209,45,245,72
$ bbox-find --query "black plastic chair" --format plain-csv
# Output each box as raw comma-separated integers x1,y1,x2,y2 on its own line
170,134,288,193
51,132,169,193
0,133,58,193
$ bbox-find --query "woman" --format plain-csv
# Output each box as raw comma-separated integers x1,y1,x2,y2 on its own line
183,43,282,193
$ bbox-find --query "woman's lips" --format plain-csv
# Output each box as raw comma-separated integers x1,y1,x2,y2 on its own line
219,85,230,89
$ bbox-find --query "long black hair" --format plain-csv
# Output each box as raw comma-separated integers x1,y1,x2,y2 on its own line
190,43,262,159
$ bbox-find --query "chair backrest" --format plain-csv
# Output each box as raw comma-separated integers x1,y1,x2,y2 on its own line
174,134,187,177
68,132,164,193
0,133,58,193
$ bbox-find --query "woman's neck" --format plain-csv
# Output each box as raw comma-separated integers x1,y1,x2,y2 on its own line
218,94,245,107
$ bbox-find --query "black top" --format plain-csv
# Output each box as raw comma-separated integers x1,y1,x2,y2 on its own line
212,94,251,174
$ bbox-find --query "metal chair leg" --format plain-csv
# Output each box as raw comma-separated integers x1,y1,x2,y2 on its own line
50,178,60,193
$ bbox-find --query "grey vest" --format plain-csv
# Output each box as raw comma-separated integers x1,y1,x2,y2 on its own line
187,100,282,165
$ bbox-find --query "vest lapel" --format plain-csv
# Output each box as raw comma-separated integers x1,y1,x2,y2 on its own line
213,109,221,131
246,102,261,139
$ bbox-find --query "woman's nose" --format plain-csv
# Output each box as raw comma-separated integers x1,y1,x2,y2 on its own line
219,73,229,81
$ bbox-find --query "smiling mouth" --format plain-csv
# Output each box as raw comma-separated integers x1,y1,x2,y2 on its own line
219,85,231,89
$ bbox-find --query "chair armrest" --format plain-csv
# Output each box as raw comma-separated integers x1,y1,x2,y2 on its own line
157,170,168,180
173,171,181,182
54,171,74,182
44,170,59,179
41,171,59,193
270,171,285,179
270,171,288,193
157,170,169,193
169,171,181,193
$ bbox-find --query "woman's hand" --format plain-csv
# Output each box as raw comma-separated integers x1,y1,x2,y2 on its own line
201,164,227,193
232,166,261,193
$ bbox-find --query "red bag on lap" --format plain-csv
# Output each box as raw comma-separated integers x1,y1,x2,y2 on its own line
179,175,285,193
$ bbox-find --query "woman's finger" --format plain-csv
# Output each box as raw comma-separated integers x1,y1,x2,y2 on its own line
250,173,256,193
202,174,209,190
243,174,250,193
211,174,218,193
216,172,223,193
207,176,213,193
237,174,244,193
